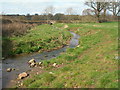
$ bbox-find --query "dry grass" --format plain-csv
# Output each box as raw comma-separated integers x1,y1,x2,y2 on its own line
2,22,37,37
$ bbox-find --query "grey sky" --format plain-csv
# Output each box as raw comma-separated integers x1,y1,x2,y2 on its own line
0,0,89,15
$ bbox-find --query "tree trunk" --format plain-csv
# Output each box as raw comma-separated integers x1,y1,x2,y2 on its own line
96,12,101,23
103,9,106,21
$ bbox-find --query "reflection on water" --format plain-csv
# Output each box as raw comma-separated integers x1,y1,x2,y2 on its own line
2,32,80,88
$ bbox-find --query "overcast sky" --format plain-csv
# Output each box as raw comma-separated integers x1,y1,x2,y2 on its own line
0,0,89,15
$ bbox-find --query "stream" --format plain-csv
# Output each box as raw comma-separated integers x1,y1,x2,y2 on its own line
1,32,80,88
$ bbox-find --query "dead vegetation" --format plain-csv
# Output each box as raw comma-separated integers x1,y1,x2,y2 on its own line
2,18,37,37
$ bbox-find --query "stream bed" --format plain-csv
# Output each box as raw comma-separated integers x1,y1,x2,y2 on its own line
2,32,80,88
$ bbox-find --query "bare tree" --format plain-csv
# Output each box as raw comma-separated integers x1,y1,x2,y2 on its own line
66,7,74,15
103,2,110,19
82,9,95,16
44,6,55,15
44,6,55,23
66,7,76,22
108,1,120,16
85,0,108,22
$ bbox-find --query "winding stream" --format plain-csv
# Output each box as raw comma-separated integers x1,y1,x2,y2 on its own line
2,32,80,88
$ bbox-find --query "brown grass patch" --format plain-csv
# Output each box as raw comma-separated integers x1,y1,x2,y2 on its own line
2,22,37,37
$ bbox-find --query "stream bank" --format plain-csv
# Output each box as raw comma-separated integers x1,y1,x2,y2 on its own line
2,32,80,88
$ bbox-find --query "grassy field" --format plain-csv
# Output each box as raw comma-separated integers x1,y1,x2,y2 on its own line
2,24,72,56
22,22,118,88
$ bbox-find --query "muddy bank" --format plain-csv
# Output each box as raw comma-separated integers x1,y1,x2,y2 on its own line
2,32,80,88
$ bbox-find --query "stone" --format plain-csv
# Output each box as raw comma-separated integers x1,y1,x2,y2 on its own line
18,72,28,79
2,57,5,60
16,69,19,71
12,68,15,71
30,62,36,67
64,25,68,28
28,58,36,64
49,72,54,74
115,56,120,60
38,62,42,66
7,68,12,72
53,63,57,67
10,80,15,83
20,83,23,86
77,45,80,48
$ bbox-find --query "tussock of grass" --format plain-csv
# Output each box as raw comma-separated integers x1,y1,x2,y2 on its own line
23,22,118,88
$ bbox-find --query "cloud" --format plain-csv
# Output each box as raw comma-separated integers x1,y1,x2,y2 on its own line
0,0,88,15
0,0,86,3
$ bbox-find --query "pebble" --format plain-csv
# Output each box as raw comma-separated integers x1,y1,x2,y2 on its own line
18,72,28,79
6,68,12,72
53,63,57,67
115,56,120,60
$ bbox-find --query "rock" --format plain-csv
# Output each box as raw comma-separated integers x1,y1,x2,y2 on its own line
2,57,5,60
64,25,68,28
10,80,15,83
44,55,48,57
38,62,42,66
115,56,120,60
16,69,19,71
20,83,23,86
18,72,28,79
12,68,15,71
36,72,39,74
28,58,36,64
30,62,36,67
49,72,54,74
53,63,57,67
18,81,20,84
7,68,12,72
39,67,42,69
77,45,80,48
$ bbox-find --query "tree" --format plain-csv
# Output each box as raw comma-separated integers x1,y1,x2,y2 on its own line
66,7,74,15
32,15,40,20
66,7,75,22
44,6,55,15
82,9,95,16
53,13,65,20
108,1,120,16
47,14,53,20
44,6,55,23
85,0,109,22
26,13,32,20
35,13,39,16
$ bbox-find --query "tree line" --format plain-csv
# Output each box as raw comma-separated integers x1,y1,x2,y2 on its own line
84,0,119,22
2,0,119,23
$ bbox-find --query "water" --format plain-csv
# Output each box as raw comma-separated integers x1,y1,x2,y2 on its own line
2,32,80,88
69,32,80,48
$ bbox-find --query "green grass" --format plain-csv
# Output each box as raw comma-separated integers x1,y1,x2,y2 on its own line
23,22,118,88
3,24,72,56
